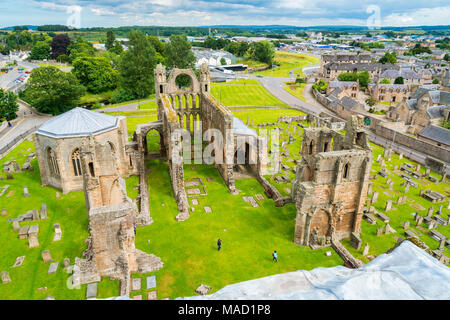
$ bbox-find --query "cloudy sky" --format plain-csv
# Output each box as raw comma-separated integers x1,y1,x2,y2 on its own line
1,0,449,28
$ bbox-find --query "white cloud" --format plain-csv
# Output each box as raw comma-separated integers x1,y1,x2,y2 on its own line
383,6,450,26
91,8,115,16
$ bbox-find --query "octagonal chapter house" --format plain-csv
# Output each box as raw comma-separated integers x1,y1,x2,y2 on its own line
33,107,133,194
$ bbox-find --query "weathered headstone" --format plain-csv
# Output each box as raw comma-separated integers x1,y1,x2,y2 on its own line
41,250,53,263
203,206,212,213
132,278,141,291
23,186,30,197
385,200,393,212
48,262,59,274
195,284,211,295
18,226,29,239
416,215,423,226
1,208,7,216
362,243,370,256
40,204,48,220
28,234,39,248
371,191,378,203
376,228,383,236
13,220,20,232
86,283,97,299
56,192,60,199
403,221,410,229
53,223,62,241
63,258,70,269
133,295,142,300
12,256,25,267
1,271,11,284
191,199,199,206
427,207,433,218
147,291,157,300
146,276,156,289
32,209,39,220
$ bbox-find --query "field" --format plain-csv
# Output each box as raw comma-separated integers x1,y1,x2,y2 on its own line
254,52,320,78
211,83,289,107
283,82,306,102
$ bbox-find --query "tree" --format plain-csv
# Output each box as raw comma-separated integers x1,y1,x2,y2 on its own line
105,30,115,50
432,79,440,84
380,78,391,84
379,52,397,64
72,56,118,93
337,72,358,81
109,40,123,55
394,77,404,84
68,42,97,62
118,30,157,99
247,41,275,66
365,97,376,107
165,34,196,69
358,71,370,88
51,34,71,59
29,41,51,60
444,54,450,62
165,34,196,88
23,66,85,115
220,57,226,65
0,89,19,121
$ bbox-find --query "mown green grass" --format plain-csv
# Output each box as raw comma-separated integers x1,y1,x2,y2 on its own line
0,140,90,300
283,82,306,102
212,79,261,86
254,52,320,78
128,160,343,299
211,85,289,107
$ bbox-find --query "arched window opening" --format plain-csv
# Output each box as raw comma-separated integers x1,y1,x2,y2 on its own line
89,162,95,177
309,140,314,155
343,163,349,180
71,148,82,177
47,148,60,177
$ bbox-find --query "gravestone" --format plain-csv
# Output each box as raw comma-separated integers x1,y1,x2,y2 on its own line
404,184,410,193
191,199,199,206
255,194,264,201
427,207,433,218
53,223,62,241
146,276,156,289
439,239,446,251
367,183,373,195
48,262,58,274
350,232,362,250
371,192,378,203
56,192,60,199
23,186,30,197
32,209,39,220
388,181,394,190
147,291,157,300
403,221,410,229
376,154,381,162
40,204,48,220
397,196,406,205
376,228,383,236
195,284,211,295
133,295,142,300
385,200,393,212
28,234,39,248
1,209,7,216
436,205,442,216
6,173,13,180
132,278,141,291
362,243,370,256
63,258,70,269
13,220,20,232
86,283,97,299
18,226,29,239
12,256,25,267
416,216,423,226
203,206,212,213
41,250,53,263
399,153,403,160
1,271,11,284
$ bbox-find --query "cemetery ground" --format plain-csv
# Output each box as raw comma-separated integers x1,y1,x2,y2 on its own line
1,108,448,299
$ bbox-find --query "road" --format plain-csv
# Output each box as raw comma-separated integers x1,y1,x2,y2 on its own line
0,59,39,92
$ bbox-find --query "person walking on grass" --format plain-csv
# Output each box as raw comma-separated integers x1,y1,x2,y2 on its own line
217,238,222,251
272,250,278,263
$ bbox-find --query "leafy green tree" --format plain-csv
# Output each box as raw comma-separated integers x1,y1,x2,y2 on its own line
165,34,196,87
105,30,115,50
109,40,123,55
72,56,118,93
51,34,71,59
394,77,404,84
380,78,391,84
379,52,397,64
23,66,85,115
165,34,196,69
29,41,51,60
68,42,97,62
246,41,275,66
444,54,450,62
432,79,440,84
220,57,226,65
118,30,157,99
56,54,70,63
337,73,358,81
358,71,370,88
365,97,376,107
148,36,165,55
0,89,19,121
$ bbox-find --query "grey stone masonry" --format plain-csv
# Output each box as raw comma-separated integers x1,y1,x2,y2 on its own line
146,276,156,289
48,262,58,274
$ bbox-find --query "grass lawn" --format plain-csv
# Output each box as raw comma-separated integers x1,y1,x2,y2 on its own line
127,160,343,299
79,90,116,106
212,79,261,86
283,82,306,102
211,84,289,107
254,52,320,78
0,140,90,300
34,63,72,70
